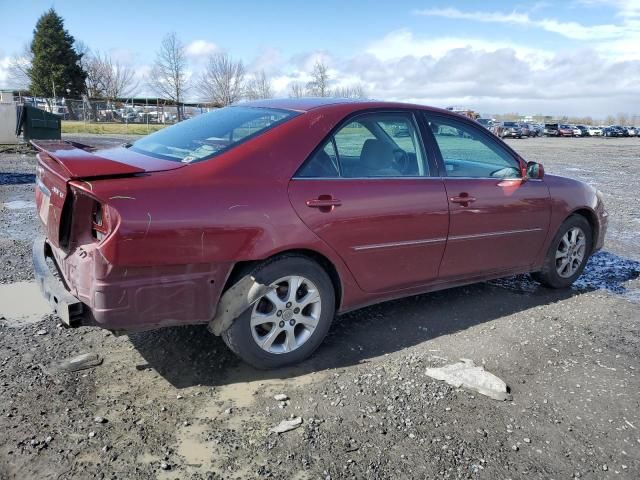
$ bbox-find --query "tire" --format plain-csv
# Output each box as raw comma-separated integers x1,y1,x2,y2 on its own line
221,254,336,369
532,215,593,289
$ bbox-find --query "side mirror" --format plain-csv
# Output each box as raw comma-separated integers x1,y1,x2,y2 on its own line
526,161,544,180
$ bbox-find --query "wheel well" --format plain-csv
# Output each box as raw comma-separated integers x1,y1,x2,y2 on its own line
570,209,598,252
222,249,343,310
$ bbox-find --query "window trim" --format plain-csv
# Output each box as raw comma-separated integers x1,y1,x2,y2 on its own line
293,108,434,180
419,112,525,179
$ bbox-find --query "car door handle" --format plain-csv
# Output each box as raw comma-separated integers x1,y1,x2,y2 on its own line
306,197,342,208
449,194,476,206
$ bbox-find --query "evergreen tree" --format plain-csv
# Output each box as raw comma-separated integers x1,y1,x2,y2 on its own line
28,8,86,98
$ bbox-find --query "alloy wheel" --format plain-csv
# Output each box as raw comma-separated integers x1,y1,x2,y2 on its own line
250,276,322,354
555,227,586,278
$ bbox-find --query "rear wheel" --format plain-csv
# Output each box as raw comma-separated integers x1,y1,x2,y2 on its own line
221,255,335,369
532,215,592,288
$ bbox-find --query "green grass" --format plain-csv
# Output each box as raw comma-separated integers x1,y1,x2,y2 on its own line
61,121,166,135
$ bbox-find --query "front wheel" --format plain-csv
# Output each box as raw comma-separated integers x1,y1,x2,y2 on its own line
221,255,335,369
532,215,592,288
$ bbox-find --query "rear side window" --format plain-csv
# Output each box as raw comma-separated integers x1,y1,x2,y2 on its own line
130,106,296,163
297,112,428,178
425,114,521,179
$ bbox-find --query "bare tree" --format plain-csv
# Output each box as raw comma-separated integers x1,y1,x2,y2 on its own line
81,51,138,100
148,32,188,120
198,52,245,106
245,70,273,100
289,82,306,98
332,84,366,99
7,44,33,90
306,61,330,97
102,55,138,99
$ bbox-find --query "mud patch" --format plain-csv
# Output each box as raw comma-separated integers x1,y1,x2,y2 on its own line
0,281,51,325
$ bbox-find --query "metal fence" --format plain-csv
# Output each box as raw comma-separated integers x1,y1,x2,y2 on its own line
13,96,215,124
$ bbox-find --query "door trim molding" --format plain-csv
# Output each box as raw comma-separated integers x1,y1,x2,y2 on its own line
448,227,543,242
352,237,447,251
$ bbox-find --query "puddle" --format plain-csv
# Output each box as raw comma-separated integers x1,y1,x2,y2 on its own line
490,251,640,302
0,173,35,186
3,200,35,210
175,422,212,466
0,281,51,326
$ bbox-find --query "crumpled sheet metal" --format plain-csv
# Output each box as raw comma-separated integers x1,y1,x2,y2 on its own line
425,358,513,401
208,275,272,336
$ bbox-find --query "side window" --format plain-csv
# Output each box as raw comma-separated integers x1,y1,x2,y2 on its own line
427,116,521,179
297,140,339,178
296,112,428,178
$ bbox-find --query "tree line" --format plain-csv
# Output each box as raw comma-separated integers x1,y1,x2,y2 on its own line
9,9,366,121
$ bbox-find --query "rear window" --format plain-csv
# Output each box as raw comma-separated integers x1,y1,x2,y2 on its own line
129,106,296,163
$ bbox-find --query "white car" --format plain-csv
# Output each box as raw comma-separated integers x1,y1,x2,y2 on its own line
625,126,637,136
570,125,582,136
587,126,603,136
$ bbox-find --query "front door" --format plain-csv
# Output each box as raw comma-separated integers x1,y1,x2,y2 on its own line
423,113,551,279
288,111,449,293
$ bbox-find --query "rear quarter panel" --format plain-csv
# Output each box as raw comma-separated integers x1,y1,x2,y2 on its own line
83,108,366,314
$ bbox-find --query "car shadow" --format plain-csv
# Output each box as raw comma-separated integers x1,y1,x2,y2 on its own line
128,250,639,388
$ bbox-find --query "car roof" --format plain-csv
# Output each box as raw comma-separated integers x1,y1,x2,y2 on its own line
239,97,451,114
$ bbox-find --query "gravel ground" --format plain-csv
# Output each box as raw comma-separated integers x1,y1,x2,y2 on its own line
0,136,639,479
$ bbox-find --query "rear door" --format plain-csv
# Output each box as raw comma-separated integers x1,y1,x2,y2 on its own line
422,112,551,279
288,111,449,293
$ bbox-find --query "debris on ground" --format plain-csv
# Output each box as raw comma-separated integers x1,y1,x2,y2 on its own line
269,417,303,434
44,352,103,374
273,393,289,401
425,358,512,401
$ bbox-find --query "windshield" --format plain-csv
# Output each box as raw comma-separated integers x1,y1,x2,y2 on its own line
130,106,297,163
504,122,517,127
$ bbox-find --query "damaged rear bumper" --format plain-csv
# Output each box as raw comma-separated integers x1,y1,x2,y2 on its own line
32,235,86,327
33,236,232,331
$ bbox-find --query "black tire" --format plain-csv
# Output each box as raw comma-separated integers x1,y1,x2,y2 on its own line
532,215,593,289
221,254,335,369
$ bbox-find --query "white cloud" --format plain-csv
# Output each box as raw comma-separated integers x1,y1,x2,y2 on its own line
185,40,218,59
0,56,11,88
414,6,631,41
365,29,552,68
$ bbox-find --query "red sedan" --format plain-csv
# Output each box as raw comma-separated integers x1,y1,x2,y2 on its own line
33,99,607,368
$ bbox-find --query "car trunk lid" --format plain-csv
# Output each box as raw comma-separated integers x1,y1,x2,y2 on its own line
32,140,184,249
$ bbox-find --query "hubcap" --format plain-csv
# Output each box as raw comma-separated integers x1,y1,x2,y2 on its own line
555,227,586,278
250,275,321,354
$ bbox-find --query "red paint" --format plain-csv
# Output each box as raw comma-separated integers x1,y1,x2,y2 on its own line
33,99,607,331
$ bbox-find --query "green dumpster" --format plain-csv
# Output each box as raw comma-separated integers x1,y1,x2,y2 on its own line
16,105,62,141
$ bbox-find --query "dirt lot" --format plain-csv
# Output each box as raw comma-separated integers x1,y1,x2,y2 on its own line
1,136,639,479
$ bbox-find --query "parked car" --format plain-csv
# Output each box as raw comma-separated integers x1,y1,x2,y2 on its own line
558,124,575,137
532,124,545,136
493,121,522,138
32,99,608,368
604,126,623,137
575,125,589,137
624,126,637,136
587,126,603,136
518,123,532,137
544,123,560,137
476,118,493,129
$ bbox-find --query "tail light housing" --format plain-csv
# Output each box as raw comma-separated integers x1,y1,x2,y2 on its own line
91,201,112,242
